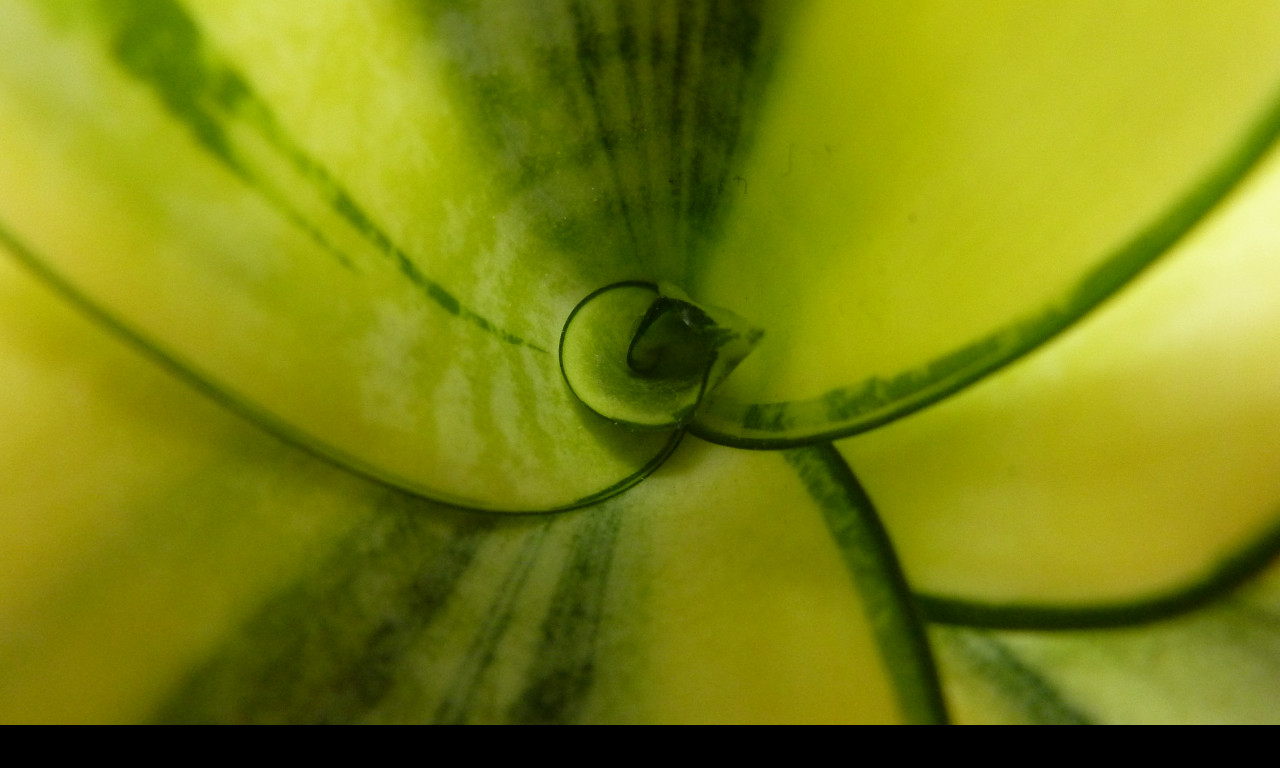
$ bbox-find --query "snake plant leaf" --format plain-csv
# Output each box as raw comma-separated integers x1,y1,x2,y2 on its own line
689,0,1280,448
0,253,935,722
7,0,1280,724
156,441,940,724
0,254,373,722
0,0,708,512
841,142,1280,611
930,556,1280,724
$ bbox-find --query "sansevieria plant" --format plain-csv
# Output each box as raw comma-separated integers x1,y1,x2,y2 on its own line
4,0,1280,723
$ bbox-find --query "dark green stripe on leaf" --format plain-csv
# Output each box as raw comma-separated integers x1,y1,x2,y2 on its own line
152,495,621,724
418,0,785,286
695,80,1280,448
784,444,948,724
154,497,497,724
930,627,1093,725
919,506,1280,631
75,0,540,350
508,506,623,724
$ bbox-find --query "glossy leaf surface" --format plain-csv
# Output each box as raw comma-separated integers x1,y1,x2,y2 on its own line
692,0,1280,446
931,558,1280,724
4,0,1280,724
0,254,935,722
0,0,690,511
843,143,1280,608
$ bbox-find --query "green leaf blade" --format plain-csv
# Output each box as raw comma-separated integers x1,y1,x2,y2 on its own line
0,0,695,511
931,558,1280,724
842,140,1280,611
688,0,1280,447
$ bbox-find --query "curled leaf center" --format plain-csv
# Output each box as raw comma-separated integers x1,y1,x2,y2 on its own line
560,282,762,430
